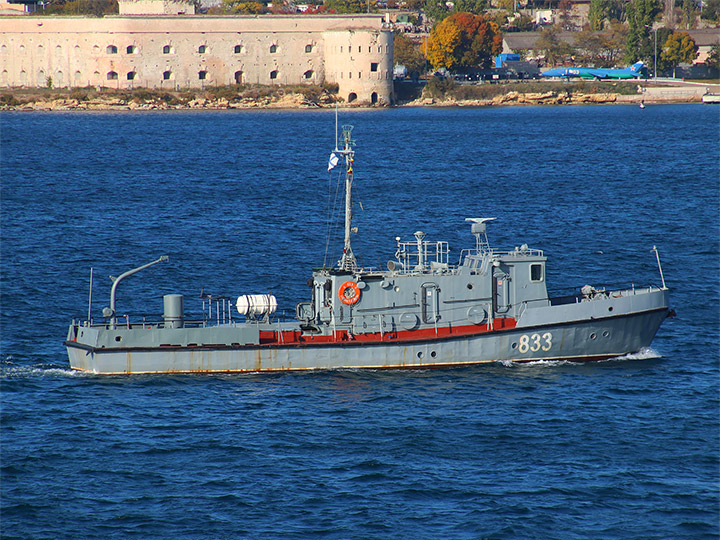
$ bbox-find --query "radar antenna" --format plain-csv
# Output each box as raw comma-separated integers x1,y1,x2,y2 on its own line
465,218,496,253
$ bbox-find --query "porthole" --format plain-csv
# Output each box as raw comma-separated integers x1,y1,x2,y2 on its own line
394,286,400,293
467,283,473,289
590,332,597,340
115,336,122,342
608,306,614,312
603,331,610,338
511,342,517,349
430,351,437,358
417,351,423,359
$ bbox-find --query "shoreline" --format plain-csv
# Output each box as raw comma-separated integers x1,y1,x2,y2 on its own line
1,84,713,112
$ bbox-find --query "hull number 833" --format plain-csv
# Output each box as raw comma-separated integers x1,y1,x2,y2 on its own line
518,332,553,353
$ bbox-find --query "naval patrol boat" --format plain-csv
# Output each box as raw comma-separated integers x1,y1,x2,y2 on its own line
65,125,671,374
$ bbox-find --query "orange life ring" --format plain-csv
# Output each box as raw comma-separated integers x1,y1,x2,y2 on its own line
338,281,361,305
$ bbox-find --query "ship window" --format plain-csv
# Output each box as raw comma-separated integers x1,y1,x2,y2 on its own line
530,263,543,282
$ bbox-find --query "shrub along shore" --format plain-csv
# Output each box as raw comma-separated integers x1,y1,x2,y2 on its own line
0,80,705,111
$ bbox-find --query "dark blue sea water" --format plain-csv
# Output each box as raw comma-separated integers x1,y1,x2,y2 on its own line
1,105,719,540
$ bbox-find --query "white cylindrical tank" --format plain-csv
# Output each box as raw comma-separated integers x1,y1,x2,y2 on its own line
236,294,278,316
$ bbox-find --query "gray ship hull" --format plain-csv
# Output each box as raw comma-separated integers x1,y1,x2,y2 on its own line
66,293,669,375
64,124,672,375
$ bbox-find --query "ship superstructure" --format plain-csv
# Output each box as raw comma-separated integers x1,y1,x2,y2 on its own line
65,125,671,374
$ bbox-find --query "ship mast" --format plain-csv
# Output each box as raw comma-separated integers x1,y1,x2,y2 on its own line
336,124,357,271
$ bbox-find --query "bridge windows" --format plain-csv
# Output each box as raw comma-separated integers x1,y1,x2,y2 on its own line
530,263,544,282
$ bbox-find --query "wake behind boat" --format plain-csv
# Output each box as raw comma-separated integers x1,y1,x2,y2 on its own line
65,125,671,374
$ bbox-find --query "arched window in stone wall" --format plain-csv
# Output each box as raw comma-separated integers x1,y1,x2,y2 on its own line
37,69,46,86
371,92,378,104
55,71,63,86
198,70,207,80
74,70,82,86
19,45,26,54
303,70,313,79
163,70,172,80
234,44,243,54
269,70,278,80
163,45,172,54
269,44,277,53
107,71,118,80
1,70,8,86
127,71,136,80
127,45,137,54
107,45,117,54
19,70,27,85
56,45,62,56
198,45,207,54
305,44,313,53
38,44,44,56
347,92,357,103
234,70,243,83
92,45,99,55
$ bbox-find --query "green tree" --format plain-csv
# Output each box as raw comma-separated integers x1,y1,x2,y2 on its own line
681,0,697,28
588,0,626,29
394,32,427,74
700,0,720,22
660,31,698,77
624,0,662,64
427,12,502,71
42,0,118,16
424,0,450,23
707,43,720,71
535,24,573,66
324,0,365,12
452,0,488,13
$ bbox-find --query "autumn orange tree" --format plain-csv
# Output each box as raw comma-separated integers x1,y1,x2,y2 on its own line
427,12,503,71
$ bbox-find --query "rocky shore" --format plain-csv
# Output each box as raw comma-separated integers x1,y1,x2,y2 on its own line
0,84,708,111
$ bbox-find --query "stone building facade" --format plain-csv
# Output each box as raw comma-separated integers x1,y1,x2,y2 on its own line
0,11,394,104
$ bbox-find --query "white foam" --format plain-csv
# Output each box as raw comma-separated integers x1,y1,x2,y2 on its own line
1,364,88,378
606,347,662,362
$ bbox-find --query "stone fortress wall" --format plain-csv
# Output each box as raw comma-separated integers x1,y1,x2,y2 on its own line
0,9,395,104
